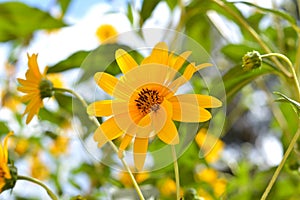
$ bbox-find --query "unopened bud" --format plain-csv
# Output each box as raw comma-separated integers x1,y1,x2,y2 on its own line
242,51,262,71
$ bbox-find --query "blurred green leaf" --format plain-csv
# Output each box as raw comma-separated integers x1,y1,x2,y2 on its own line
222,64,274,102
139,0,161,27
54,92,73,113
274,91,300,117
165,0,177,11
57,0,71,16
0,2,66,42
0,121,9,135
47,51,90,73
127,3,134,25
234,1,297,25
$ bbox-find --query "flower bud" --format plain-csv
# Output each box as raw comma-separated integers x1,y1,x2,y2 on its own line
242,51,262,71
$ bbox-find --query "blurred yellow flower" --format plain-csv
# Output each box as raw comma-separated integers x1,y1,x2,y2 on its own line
213,178,227,197
1,92,20,111
0,132,13,192
198,188,213,200
50,136,69,156
30,153,50,180
159,178,177,197
96,24,118,44
119,169,149,187
17,54,54,124
195,128,224,163
47,73,64,88
87,42,222,170
196,168,218,184
14,137,29,156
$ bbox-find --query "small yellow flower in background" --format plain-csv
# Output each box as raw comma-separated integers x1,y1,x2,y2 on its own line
30,152,50,180
87,42,222,170
196,167,227,198
47,73,64,88
195,128,224,163
50,136,69,156
1,92,20,111
159,178,177,197
14,137,29,156
0,132,13,192
17,54,54,124
96,24,118,44
197,188,213,200
119,169,149,187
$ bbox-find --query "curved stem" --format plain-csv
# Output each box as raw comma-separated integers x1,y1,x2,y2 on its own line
53,87,145,200
171,145,180,200
260,124,300,200
17,175,58,200
261,53,300,100
212,0,291,78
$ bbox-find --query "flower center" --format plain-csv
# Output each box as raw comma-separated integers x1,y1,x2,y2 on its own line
39,79,54,99
135,88,163,115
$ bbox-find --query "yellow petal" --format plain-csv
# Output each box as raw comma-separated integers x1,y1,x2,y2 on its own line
171,102,212,122
151,98,173,133
120,134,133,151
115,49,138,74
133,137,148,171
142,42,169,65
87,100,114,116
25,101,42,124
94,72,118,96
156,119,179,145
172,51,192,71
17,78,38,88
3,132,13,162
168,94,222,108
93,117,123,148
17,86,39,93
27,53,42,78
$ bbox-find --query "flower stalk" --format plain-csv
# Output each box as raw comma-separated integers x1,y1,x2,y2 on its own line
17,175,58,200
172,145,180,200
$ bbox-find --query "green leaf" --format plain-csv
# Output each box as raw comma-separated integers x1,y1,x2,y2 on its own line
0,2,66,42
54,92,73,113
139,0,161,27
127,3,134,25
57,0,71,15
222,64,274,102
234,1,297,25
274,91,300,117
165,0,177,11
0,121,9,135
47,51,90,73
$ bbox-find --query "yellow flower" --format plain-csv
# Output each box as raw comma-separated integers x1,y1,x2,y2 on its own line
119,169,149,187
0,132,13,192
159,178,177,197
87,42,222,170
50,136,69,156
47,73,64,88
195,128,224,163
196,168,218,184
17,54,54,124
30,152,50,180
213,178,227,197
14,137,29,156
96,24,118,44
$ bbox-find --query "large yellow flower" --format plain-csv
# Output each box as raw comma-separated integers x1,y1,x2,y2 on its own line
17,54,53,124
0,132,13,192
87,42,222,170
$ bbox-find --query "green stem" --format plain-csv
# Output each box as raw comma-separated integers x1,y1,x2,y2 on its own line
212,0,291,78
17,175,58,200
53,87,145,200
171,145,180,200
261,53,300,100
260,124,300,200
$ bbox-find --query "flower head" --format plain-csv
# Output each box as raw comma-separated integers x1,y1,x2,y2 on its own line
17,54,54,124
96,24,118,44
0,132,15,193
87,42,222,170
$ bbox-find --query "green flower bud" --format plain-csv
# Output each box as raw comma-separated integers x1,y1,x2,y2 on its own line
184,188,204,200
242,51,262,71
39,78,54,99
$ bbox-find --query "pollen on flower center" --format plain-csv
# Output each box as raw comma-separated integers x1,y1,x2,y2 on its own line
135,88,163,115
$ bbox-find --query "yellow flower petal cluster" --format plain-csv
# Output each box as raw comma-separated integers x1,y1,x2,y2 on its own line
17,54,53,124
96,24,118,44
0,132,13,192
195,128,224,163
50,136,69,156
87,42,222,170
30,152,50,180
